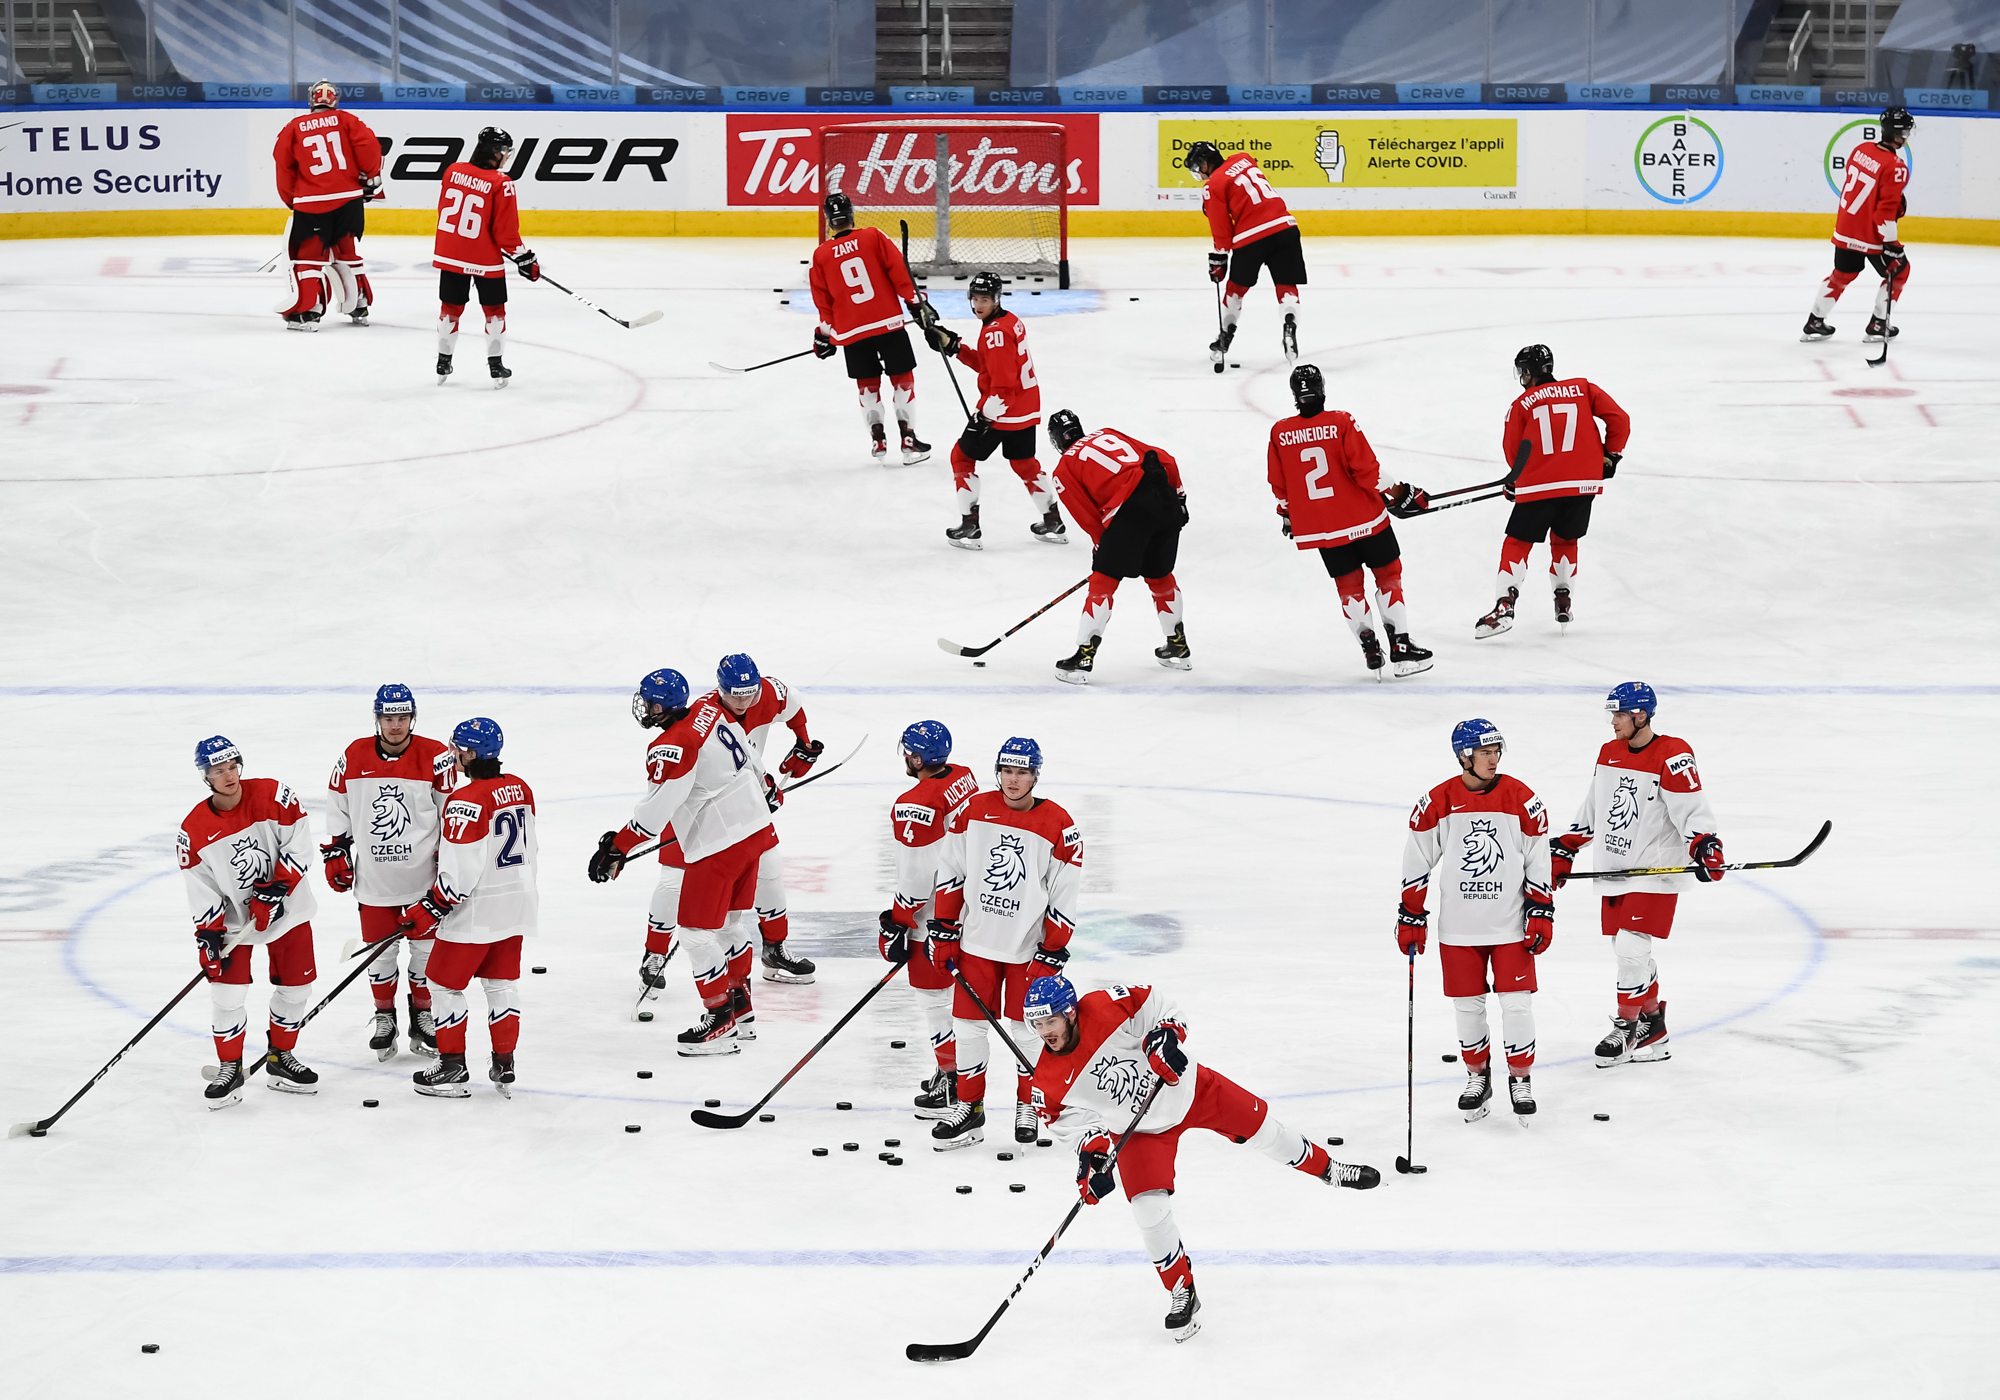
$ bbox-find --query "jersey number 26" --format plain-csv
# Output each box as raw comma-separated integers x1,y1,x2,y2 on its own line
439,188,486,240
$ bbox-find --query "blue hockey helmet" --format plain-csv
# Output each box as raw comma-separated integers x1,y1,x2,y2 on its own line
194,734,243,773
452,717,504,762
996,736,1043,774
717,653,762,699
900,720,953,767
632,668,689,727
1606,681,1657,722
374,683,416,718
1024,974,1079,1024
1451,718,1505,761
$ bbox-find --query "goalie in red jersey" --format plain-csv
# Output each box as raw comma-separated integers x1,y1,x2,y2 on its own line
810,192,931,466
1182,139,1305,371
431,126,543,389
1803,106,1913,345
271,80,383,330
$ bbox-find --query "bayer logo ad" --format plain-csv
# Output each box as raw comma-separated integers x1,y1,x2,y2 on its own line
1824,118,1913,195
1633,115,1724,204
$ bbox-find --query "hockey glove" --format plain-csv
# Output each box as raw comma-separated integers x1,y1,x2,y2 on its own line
1077,1132,1117,1205
813,326,837,360
1143,1019,1189,1086
1030,942,1070,980
320,834,355,893
1883,240,1905,261
925,917,962,970
250,870,296,932
640,951,671,989
1690,833,1726,883
361,172,384,201
512,249,541,282
1277,506,1293,539
925,324,961,358
195,924,229,979
906,294,939,334
1383,483,1431,518
1549,837,1580,891
1207,251,1229,285
1395,907,1428,955
779,737,824,781
763,774,785,812
588,830,627,884
878,910,912,965
1176,492,1190,528
1523,898,1555,955
398,887,455,939
1602,451,1622,480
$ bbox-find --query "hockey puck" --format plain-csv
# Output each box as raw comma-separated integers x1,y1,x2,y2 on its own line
704,1098,720,1107
1009,1184,1026,1193
779,299,789,305
1442,1054,1457,1063
885,1138,901,1147
759,1113,775,1122
625,1125,641,1133
363,1099,380,1108
1129,297,1139,302
142,1344,159,1354
997,1151,1014,1161
887,1156,903,1165
812,1147,828,1156
636,1071,653,1080
1594,1113,1610,1122
973,661,986,668
1229,361,1241,368
1325,1136,1343,1146
956,1185,972,1194
879,1152,896,1161
531,966,546,974
891,1040,906,1049
836,1101,852,1110
1036,1137,1051,1147
843,1142,859,1151
637,1011,654,1022
29,1128,48,1136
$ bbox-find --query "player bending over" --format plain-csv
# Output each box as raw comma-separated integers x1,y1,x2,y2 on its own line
810,192,930,465
1267,363,1432,679
925,737,1079,1149
402,719,537,1099
271,80,383,329
878,720,981,1118
432,127,543,389
1551,682,1723,1068
1027,975,1378,1343
1182,139,1305,369
1475,344,1630,639
1047,411,1191,683
322,683,456,1061
1398,720,1553,1121
922,270,1062,549
180,736,321,1109
1804,106,1913,344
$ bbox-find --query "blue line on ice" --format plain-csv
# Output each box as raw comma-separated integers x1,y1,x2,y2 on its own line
2,1248,1993,1274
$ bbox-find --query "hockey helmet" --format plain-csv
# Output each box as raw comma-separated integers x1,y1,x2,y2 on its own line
823,191,855,231
374,683,417,718
997,735,1043,774
1513,343,1554,382
1605,681,1658,723
1182,141,1224,177
452,717,504,762
900,720,953,767
307,79,341,111
1047,409,1085,453
474,126,515,169
194,734,243,773
1880,106,1915,144
1024,973,1079,1024
968,269,1004,306
1289,363,1326,416
717,653,762,699
1450,718,1505,761
632,668,690,728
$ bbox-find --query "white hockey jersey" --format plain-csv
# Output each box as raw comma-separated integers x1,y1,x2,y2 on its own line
1401,773,1552,946
1561,735,1719,895
178,778,319,946
325,734,456,905
620,696,773,864
1028,984,1194,1147
932,790,1081,964
706,675,809,761
434,773,539,943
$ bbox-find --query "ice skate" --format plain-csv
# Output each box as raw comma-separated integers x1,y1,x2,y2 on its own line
1594,1016,1636,1067
284,312,321,333
369,1006,398,1062
930,1098,985,1151
1509,1074,1536,1118
760,938,816,984
1030,506,1068,544
1281,311,1298,364
1322,1159,1381,1189
1165,1279,1202,1342
1474,588,1518,639
435,353,453,385
264,1043,319,1095
1208,323,1235,373
1388,629,1434,678
729,984,757,1040
639,951,669,999
946,507,982,551
677,1002,739,1057
1359,627,1385,680
1153,623,1192,671
1864,316,1899,343
413,1052,472,1098
913,1068,957,1120
489,1051,515,1099
349,300,370,325
1015,1099,1038,1144
1055,638,1098,686
900,427,930,465
408,995,437,1059
204,1059,245,1111
1554,587,1574,628
1630,1001,1671,1062
870,421,889,463
1800,314,1835,342
1459,1067,1492,1122
488,356,512,389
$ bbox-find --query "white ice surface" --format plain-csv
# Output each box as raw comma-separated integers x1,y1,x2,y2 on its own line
1,234,1996,1396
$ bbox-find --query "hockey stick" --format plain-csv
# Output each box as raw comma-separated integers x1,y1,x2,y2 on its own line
257,212,291,275
11,933,253,1137
943,958,1038,1076
1394,949,1426,1175
1211,280,1226,374
239,933,407,1083
690,960,906,1129
938,576,1092,658
525,265,662,329
1405,490,1505,518
1865,279,1896,368
620,733,872,864
902,221,975,424
908,1077,1164,1363
709,348,816,375
1566,820,1831,881
1427,475,1509,502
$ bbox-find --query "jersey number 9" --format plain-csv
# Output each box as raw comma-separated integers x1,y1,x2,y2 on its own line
840,256,877,305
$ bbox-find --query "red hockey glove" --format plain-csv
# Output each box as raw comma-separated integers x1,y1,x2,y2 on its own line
1030,942,1069,980
763,775,785,812
588,830,627,884
195,923,228,979
779,737,823,781
1549,836,1584,890
1277,506,1292,539
1690,833,1726,883
1143,1020,1189,1086
1882,240,1905,261
1207,251,1228,284
251,869,297,932
398,888,455,939
1077,1132,1117,1205
878,909,912,965
1383,483,1430,518
360,172,384,201
512,249,541,282
813,326,837,359
924,917,962,970
1396,907,1428,955
320,835,355,893
1523,898,1554,955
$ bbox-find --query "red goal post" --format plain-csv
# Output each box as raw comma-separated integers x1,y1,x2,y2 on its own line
819,120,1069,289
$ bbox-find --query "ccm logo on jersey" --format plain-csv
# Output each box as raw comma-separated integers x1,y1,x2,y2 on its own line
1666,753,1700,785
443,800,483,840
893,804,936,827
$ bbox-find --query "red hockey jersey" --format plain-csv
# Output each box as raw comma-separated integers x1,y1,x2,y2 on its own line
1501,377,1630,502
1202,153,1296,250
1029,984,1197,1145
953,308,1042,428
273,108,382,210
888,763,980,930
1833,139,1909,253
432,161,525,276
1053,427,1185,545
809,225,918,345
1267,410,1388,548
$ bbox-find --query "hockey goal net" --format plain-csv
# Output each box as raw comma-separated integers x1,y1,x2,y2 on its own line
820,120,1069,288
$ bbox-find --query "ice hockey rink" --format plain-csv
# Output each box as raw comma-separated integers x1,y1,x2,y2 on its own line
2,233,1994,1396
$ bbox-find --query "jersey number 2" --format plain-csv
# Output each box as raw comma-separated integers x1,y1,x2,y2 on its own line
494,809,527,868
439,188,485,240
1301,445,1338,499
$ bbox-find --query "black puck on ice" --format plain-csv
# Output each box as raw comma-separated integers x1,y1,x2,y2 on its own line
891,1040,906,1049
812,1147,828,1156
1009,1184,1026,1193
141,1344,159,1354
704,1098,720,1107
363,1099,380,1108
636,1071,652,1080
973,662,986,668
887,1156,903,1165
1229,361,1241,368
956,1185,972,1194
1036,1138,1051,1147
1326,1136,1343,1146
997,1151,1014,1161
885,1138,901,1147
531,966,546,974
836,1101,852,1110
625,1125,641,1133
843,1142,859,1151
879,1152,896,1161
1594,1113,1610,1121
1443,1054,1457,1063
637,1012,654,1022
28,1128,46,1137
760,1113,775,1122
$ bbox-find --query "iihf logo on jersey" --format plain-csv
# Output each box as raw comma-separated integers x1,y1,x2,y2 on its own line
1090,1056,1148,1109
1459,819,1504,879
371,786,414,843
1609,776,1640,833
984,834,1029,894
227,835,269,889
